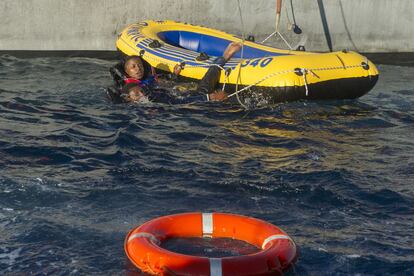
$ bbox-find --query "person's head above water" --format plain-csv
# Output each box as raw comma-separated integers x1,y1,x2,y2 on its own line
123,56,145,80
122,82,147,103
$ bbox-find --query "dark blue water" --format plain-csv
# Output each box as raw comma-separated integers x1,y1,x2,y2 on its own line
0,54,413,275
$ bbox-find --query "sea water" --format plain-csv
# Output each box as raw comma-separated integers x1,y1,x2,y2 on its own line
0,54,413,275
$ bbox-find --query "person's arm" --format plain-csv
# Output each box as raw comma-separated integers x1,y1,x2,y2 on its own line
147,88,226,104
170,90,227,104
197,57,226,94
196,42,242,95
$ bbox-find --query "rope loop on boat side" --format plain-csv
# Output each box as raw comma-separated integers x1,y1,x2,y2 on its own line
227,62,368,99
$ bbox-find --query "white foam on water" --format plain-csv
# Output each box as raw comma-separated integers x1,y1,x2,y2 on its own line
346,254,361,259
0,248,22,266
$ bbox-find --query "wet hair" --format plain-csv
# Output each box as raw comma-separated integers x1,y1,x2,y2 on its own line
123,55,141,64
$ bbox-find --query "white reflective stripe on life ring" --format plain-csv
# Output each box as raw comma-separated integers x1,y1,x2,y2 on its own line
262,234,295,250
128,232,160,245
202,213,213,237
209,257,222,276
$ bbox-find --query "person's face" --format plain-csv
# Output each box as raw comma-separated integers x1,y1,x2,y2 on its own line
128,86,145,102
124,58,144,80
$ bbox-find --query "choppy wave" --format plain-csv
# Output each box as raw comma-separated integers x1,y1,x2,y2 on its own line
0,56,413,275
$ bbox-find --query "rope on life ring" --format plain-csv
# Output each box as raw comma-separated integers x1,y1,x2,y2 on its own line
125,212,298,276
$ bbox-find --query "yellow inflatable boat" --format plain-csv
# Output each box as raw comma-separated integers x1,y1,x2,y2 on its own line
116,20,379,104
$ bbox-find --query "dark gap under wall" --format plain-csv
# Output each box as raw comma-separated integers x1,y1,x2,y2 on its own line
1,51,414,67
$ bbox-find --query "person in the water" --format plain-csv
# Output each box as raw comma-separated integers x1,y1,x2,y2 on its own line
123,55,181,83
109,41,242,104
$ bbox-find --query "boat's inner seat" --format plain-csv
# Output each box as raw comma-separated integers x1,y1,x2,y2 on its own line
157,31,288,59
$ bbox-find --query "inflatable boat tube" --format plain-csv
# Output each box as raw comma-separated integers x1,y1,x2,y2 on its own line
116,20,379,104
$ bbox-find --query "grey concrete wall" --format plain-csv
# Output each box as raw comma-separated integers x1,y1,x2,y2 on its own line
1,0,413,52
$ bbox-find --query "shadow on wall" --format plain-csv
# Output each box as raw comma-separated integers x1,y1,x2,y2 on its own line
317,0,333,52
317,0,359,52
339,0,359,51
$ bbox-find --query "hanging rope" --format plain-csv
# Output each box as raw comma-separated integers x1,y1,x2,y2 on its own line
222,69,232,92
301,68,309,96
235,0,248,109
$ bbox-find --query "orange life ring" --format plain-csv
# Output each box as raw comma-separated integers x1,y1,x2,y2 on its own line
125,212,298,275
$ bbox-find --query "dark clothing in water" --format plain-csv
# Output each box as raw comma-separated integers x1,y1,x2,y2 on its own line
146,67,222,104
138,57,226,104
